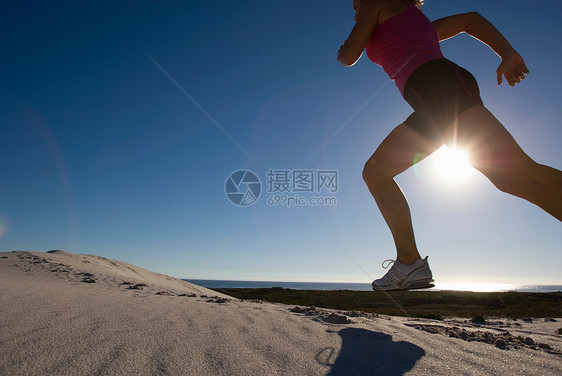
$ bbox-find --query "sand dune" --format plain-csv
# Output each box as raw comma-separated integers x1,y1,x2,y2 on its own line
1,250,560,375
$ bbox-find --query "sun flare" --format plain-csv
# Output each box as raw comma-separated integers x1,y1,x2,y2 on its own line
433,146,473,183
434,283,516,292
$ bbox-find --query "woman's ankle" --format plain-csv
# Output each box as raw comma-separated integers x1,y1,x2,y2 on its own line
396,255,421,266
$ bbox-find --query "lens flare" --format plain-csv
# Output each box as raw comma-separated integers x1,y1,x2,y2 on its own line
412,152,426,177
434,283,516,292
433,146,473,183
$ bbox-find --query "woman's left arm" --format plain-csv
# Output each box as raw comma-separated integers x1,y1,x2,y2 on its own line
433,12,529,86
337,0,381,67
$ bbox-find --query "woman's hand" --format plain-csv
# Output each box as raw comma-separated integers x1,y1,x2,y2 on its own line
337,44,347,65
497,51,529,87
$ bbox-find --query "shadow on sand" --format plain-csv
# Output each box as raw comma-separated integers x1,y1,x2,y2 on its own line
316,328,424,375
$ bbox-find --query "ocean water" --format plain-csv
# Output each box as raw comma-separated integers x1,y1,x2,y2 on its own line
184,279,562,293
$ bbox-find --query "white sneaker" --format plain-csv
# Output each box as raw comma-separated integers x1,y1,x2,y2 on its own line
371,256,434,291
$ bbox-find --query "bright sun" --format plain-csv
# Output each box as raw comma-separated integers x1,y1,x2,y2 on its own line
432,145,474,183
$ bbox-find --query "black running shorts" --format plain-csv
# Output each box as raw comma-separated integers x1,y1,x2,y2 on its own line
402,58,483,141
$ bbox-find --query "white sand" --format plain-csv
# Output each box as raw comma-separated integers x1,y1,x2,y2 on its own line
1,250,560,375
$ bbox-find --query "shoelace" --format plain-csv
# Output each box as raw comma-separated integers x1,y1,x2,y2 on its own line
382,259,395,269
380,259,406,285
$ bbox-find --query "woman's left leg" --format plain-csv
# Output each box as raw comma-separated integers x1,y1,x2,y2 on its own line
445,105,562,221
363,122,441,265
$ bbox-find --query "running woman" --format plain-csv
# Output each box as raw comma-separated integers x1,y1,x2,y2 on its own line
337,0,562,291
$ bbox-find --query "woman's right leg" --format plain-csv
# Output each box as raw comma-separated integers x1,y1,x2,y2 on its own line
445,105,562,221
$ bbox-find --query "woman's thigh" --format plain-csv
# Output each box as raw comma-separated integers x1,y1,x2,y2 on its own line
365,122,441,179
443,105,534,175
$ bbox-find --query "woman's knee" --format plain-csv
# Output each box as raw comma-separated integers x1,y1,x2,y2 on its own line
362,155,396,185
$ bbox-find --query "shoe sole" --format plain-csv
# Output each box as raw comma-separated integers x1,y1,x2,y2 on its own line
372,279,435,292
406,281,435,290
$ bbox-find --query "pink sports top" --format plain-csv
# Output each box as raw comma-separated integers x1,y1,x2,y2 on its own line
365,1,444,95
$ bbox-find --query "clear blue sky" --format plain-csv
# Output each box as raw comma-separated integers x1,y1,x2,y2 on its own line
1,0,560,285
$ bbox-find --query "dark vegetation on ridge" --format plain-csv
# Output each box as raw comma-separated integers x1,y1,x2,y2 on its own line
214,288,562,319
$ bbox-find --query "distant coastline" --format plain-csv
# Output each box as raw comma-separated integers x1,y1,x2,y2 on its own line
184,279,562,293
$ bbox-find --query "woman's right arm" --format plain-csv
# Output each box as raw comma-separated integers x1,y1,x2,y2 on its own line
337,0,381,67
433,12,529,87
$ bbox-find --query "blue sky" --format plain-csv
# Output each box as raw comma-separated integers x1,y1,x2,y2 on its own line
1,0,560,285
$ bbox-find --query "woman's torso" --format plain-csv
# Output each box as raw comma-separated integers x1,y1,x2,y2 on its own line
366,0,444,95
